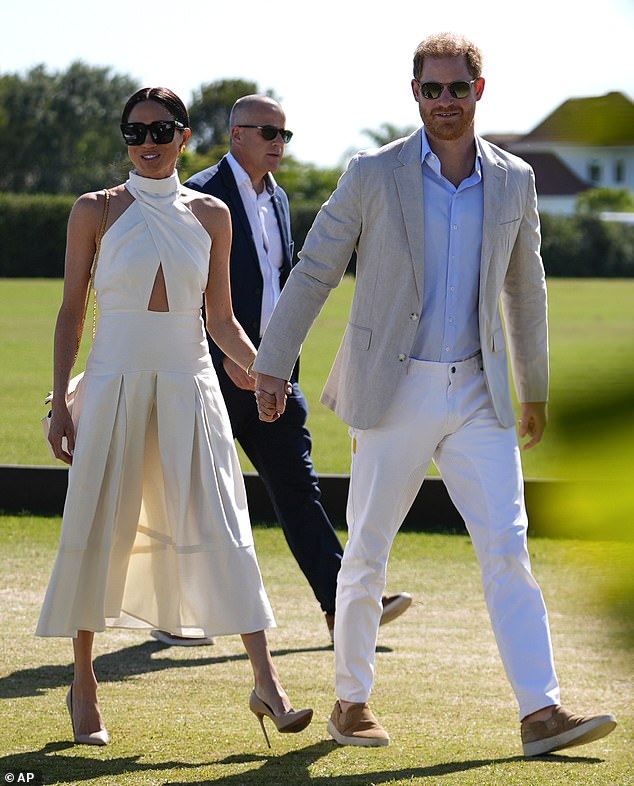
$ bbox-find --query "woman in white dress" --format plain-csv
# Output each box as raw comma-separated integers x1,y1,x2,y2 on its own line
37,87,312,747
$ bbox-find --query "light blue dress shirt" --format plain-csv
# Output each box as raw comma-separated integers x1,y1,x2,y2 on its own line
410,130,484,363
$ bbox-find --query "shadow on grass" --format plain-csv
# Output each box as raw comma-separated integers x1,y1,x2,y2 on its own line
167,744,607,785
0,740,605,786
0,639,346,699
0,742,207,784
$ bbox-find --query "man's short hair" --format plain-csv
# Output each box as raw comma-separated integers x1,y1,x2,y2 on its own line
413,32,483,80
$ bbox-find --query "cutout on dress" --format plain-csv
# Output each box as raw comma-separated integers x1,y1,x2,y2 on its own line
148,264,169,312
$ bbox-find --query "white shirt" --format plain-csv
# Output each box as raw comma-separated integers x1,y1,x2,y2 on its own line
227,153,284,335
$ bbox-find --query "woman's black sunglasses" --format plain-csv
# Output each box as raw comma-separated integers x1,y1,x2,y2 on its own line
235,124,293,143
416,79,477,100
120,119,186,146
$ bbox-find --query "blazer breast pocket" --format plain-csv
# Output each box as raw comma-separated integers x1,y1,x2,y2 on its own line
499,216,521,232
496,216,521,253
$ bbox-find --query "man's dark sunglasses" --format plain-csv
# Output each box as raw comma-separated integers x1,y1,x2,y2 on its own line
417,79,477,100
120,119,186,146
236,124,293,143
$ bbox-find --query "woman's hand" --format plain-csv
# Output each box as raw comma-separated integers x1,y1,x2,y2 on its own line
48,406,76,465
223,356,256,391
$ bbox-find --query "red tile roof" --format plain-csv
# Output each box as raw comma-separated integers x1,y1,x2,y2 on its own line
513,151,589,195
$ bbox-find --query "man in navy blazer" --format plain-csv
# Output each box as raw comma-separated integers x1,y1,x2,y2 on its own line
156,95,411,644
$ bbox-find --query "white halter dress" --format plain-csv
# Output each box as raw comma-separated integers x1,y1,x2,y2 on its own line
37,171,275,638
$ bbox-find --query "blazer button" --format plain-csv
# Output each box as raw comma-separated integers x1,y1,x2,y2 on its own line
409,313,419,320
398,353,407,362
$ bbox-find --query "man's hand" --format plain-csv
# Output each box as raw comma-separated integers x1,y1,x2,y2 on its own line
519,402,548,450
223,356,256,391
255,373,293,422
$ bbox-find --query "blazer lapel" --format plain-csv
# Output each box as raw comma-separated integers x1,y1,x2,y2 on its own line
479,140,509,293
394,129,425,300
267,174,293,287
218,157,261,272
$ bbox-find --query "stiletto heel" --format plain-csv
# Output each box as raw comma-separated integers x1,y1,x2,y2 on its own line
254,706,271,748
249,690,313,748
66,686,110,746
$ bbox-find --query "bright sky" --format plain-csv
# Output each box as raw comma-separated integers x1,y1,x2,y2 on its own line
1,0,633,169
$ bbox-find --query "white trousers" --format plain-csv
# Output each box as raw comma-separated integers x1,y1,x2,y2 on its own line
334,354,560,719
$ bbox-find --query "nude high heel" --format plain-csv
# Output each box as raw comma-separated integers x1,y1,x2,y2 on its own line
248,689,313,747
66,686,110,745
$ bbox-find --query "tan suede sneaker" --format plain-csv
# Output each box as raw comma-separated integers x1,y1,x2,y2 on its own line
521,705,617,756
327,701,390,747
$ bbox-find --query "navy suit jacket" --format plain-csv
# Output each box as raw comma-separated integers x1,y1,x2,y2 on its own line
184,156,296,375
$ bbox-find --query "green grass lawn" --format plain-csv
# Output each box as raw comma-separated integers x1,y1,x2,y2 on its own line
0,516,631,785
1,278,634,479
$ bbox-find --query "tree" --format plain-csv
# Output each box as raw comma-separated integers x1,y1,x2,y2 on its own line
575,187,634,215
340,122,418,166
275,155,341,205
0,62,139,194
361,122,417,147
188,78,274,154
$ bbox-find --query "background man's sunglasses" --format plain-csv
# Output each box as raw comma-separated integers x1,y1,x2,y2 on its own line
236,124,293,143
120,120,186,146
416,79,477,100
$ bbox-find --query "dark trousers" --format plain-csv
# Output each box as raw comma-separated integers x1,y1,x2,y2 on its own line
218,370,343,615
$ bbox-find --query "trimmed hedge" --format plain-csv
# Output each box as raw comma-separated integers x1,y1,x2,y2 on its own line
0,193,73,277
286,206,634,278
1,192,633,278
540,213,634,277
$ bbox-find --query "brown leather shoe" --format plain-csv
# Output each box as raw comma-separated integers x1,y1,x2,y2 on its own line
521,705,617,756
327,701,390,747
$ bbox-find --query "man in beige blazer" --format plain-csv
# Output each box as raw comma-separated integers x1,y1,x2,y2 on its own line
253,32,616,755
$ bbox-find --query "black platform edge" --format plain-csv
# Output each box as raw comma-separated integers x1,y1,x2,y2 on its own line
0,464,585,537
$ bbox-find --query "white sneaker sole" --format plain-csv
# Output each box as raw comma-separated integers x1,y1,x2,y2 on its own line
150,630,215,647
523,714,617,756
380,593,413,626
327,718,390,747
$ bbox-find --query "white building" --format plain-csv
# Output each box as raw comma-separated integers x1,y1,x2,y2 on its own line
485,92,634,216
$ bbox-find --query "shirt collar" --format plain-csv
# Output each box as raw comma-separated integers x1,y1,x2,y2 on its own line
420,128,483,178
227,152,277,196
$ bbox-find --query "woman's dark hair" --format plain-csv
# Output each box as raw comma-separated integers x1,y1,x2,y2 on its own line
121,87,190,127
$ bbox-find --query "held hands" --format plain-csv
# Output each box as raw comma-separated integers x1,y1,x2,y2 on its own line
519,402,548,450
255,373,293,422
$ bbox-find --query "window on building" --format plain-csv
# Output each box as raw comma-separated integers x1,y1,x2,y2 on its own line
588,160,602,183
614,160,626,183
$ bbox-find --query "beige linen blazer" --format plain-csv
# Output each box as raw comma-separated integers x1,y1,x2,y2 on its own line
254,128,548,430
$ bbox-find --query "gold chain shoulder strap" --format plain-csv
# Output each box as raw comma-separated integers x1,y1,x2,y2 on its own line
88,189,111,340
